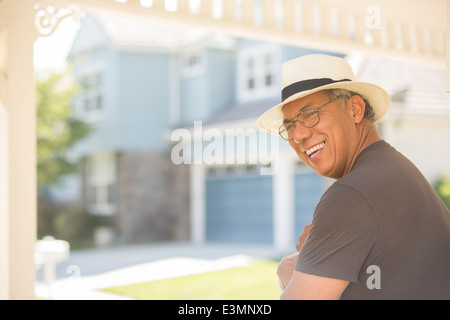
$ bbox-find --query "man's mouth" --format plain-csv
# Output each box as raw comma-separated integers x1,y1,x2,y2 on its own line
305,142,325,158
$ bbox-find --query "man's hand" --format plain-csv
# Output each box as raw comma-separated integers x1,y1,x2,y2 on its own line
277,252,299,290
277,224,311,290
296,223,311,251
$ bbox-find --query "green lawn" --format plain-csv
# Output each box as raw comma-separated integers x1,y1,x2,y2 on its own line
102,259,281,300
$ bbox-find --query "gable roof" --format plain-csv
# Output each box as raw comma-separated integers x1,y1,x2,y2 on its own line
348,53,450,117
68,11,234,57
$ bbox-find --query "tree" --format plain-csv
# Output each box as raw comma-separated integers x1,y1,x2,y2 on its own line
36,71,90,188
434,173,450,210
36,71,94,243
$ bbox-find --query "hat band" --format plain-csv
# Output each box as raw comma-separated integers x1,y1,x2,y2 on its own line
281,78,351,102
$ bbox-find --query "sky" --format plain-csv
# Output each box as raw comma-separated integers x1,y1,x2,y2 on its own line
33,17,81,73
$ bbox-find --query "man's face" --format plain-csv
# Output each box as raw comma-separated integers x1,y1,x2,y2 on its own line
282,91,359,179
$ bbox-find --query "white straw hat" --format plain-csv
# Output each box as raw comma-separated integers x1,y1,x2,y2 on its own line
257,54,391,135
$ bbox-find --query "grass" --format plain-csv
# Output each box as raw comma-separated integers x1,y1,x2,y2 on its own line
102,259,281,300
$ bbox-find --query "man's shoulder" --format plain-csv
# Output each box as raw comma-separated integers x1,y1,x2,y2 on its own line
333,140,407,193
318,181,373,217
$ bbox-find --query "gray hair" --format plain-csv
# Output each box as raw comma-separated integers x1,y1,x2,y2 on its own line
323,89,376,123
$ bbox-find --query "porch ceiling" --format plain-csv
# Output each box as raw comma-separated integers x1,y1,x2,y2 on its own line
35,0,447,67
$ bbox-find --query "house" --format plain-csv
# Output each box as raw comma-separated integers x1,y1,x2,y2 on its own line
64,11,337,248
1,0,447,300
64,11,450,249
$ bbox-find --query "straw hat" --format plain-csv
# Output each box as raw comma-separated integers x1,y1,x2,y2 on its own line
257,54,391,135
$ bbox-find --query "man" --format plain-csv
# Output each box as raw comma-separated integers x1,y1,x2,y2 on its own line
257,54,450,299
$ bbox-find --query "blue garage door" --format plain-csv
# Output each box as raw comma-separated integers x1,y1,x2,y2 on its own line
294,169,324,242
205,171,273,244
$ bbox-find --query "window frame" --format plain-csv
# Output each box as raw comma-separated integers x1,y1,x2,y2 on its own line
238,45,280,102
85,152,117,216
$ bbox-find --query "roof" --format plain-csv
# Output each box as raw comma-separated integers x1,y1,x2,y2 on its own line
348,53,450,117
69,10,235,57
206,98,281,125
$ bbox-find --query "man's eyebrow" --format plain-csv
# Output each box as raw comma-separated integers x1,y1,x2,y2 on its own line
298,103,312,113
282,103,313,124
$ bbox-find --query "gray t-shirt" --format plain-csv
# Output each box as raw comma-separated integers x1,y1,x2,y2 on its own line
296,140,450,299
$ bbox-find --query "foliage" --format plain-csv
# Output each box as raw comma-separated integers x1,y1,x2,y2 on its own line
434,173,450,210
37,198,112,249
102,260,281,300
36,71,93,245
36,71,91,188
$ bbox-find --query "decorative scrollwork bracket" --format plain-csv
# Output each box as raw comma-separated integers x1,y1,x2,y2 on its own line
34,3,82,37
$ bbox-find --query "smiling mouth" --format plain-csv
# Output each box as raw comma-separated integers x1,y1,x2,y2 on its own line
305,141,325,158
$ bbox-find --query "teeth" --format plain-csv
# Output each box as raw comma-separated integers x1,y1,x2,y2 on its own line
306,142,325,156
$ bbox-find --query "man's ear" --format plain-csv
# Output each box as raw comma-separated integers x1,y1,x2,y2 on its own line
350,95,366,124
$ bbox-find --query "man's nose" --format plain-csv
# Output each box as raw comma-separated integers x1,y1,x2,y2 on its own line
292,123,312,144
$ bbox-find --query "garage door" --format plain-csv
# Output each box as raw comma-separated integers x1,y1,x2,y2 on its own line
205,168,273,244
294,168,324,242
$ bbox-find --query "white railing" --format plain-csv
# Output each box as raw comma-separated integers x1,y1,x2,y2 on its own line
35,0,446,65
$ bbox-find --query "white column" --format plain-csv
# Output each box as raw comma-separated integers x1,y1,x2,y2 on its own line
190,164,205,244
0,0,37,299
168,54,181,127
0,7,9,299
273,151,295,250
0,101,8,300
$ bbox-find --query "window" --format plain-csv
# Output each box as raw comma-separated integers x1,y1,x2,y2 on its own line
85,152,116,216
181,50,205,77
238,45,279,102
80,72,103,120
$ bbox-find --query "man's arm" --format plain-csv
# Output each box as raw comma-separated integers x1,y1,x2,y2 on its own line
277,223,349,299
280,270,349,300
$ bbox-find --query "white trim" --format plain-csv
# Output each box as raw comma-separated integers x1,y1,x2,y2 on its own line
190,164,205,244
273,150,296,250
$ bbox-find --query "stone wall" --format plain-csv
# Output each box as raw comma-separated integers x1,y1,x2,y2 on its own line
115,151,190,243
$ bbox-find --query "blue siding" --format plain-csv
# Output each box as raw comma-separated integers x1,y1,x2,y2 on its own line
281,46,345,66
180,48,235,125
72,48,119,157
206,174,273,244
206,49,235,118
72,50,171,155
180,69,208,125
116,52,170,152
294,169,324,242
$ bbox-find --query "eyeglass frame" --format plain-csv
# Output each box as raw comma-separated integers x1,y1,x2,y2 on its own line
278,98,338,141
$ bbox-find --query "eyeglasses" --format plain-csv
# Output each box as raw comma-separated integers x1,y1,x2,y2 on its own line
278,98,337,141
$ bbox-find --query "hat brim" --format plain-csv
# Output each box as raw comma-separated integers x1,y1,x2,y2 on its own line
257,81,391,135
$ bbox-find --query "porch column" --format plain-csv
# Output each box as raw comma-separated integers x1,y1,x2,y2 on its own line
0,0,37,299
0,101,8,299
273,151,295,250
190,164,205,244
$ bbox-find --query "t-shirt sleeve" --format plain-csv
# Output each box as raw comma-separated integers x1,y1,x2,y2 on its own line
295,183,380,283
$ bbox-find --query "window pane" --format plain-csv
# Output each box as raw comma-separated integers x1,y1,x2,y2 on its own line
247,78,255,90
107,184,116,205
265,74,272,86
247,57,254,70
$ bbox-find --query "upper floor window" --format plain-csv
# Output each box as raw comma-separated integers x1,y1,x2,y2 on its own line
80,72,103,121
181,50,205,78
238,45,279,102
